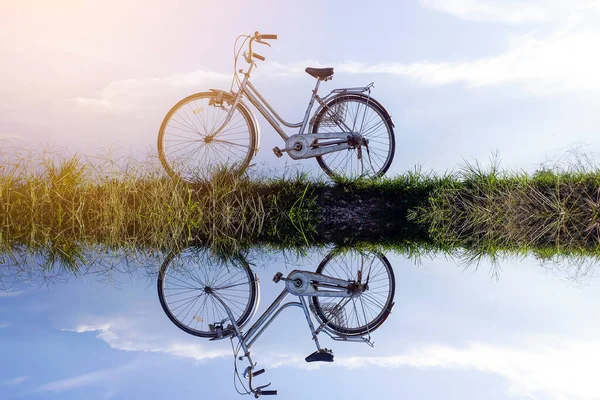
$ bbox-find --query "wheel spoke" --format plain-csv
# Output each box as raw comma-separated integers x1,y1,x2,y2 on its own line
158,93,255,182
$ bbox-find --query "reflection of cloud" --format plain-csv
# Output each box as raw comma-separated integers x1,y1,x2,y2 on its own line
334,339,600,400
38,362,137,393
0,376,29,385
0,291,23,297
63,316,229,361
256,338,600,399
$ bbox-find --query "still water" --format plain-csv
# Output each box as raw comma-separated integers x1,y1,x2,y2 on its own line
1,247,599,400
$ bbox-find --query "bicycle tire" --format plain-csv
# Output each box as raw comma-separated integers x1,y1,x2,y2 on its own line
312,94,395,180
157,248,259,338
311,249,395,336
158,92,257,183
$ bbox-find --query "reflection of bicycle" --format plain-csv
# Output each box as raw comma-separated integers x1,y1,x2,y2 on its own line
157,31,395,183
157,248,395,397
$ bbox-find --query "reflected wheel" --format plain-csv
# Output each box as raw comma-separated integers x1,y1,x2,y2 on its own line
158,248,259,338
311,250,395,336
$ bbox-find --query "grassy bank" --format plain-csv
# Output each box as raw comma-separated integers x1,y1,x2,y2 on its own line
3,146,600,269
411,160,600,256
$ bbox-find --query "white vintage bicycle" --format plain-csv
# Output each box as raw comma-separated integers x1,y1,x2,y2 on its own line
158,31,396,182
157,248,396,397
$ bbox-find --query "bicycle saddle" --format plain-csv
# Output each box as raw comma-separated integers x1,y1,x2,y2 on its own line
305,67,334,80
305,349,334,363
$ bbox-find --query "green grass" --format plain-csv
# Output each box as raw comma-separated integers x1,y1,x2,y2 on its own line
410,156,600,257
4,144,600,277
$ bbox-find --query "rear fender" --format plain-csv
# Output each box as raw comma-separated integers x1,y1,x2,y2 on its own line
310,93,395,131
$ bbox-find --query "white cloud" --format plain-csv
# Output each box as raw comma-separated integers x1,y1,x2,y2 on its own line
68,1,600,112
0,376,29,385
72,70,231,112
62,316,230,362
332,25,600,94
0,321,11,329
420,0,600,23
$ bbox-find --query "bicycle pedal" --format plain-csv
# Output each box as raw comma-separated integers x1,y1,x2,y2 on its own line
273,272,283,283
272,147,283,158
305,349,334,363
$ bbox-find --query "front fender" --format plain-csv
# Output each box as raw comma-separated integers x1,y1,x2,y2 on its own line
209,89,261,155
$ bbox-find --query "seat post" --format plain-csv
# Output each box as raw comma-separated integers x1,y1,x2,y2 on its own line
313,78,322,96
299,79,323,133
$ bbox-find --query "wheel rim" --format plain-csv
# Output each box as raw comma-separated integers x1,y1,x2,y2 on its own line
314,97,394,179
311,250,395,335
159,93,255,182
158,249,257,337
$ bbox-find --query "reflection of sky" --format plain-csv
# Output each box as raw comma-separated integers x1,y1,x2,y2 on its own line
1,249,599,399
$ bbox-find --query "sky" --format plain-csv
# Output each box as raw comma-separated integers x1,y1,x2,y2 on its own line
3,0,600,399
2,0,600,175
1,248,600,399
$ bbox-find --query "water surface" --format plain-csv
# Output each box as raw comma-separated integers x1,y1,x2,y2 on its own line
1,247,599,399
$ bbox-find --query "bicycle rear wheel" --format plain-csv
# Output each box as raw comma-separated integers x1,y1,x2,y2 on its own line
312,94,395,180
158,92,257,183
311,249,395,336
158,248,259,338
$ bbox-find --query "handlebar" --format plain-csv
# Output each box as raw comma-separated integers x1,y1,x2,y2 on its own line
245,32,277,65
257,33,277,40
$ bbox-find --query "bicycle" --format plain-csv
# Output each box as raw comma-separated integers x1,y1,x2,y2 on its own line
157,247,396,397
157,31,396,183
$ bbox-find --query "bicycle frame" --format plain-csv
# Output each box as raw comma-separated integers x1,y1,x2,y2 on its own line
210,58,376,159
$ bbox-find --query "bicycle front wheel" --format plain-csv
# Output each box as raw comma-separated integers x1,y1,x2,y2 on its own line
311,249,395,336
312,95,395,180
158,92,257,183
158,248,259,338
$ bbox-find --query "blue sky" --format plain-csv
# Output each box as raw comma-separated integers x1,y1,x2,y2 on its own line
2,0,600,175
1,248,600,399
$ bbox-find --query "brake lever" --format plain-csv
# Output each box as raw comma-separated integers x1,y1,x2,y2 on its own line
254,383,272,391
255,39,271,47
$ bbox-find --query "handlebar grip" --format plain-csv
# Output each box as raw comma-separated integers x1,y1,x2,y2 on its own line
252,369,265,377
260,390,278,396
253,52,265,61
260,34,277,40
